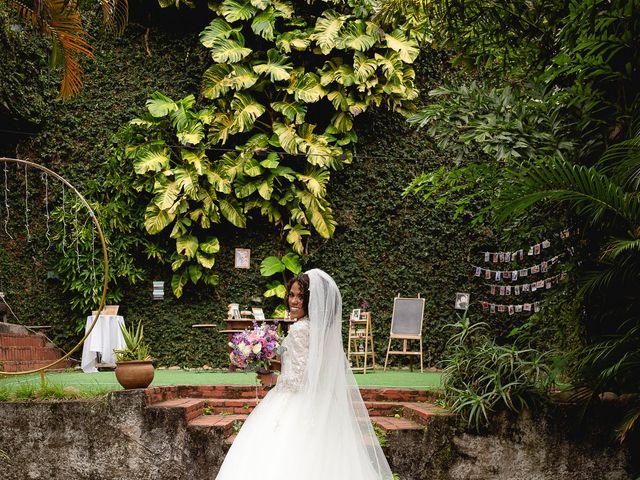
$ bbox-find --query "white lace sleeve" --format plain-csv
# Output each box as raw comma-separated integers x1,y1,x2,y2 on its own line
276,319,310,392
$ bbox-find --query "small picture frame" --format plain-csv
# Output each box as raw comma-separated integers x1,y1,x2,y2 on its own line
350,309,361,322
252,307,265,320
234,248,251,269
231,304,241,320
454,292,470,310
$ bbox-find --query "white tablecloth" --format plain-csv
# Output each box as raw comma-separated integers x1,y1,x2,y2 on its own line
81,315,126,373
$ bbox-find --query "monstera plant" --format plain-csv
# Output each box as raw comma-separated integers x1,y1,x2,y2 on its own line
121,0,421,296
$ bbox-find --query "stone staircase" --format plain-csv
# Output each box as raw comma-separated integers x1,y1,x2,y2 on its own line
144,385,450,447
0,322,74,372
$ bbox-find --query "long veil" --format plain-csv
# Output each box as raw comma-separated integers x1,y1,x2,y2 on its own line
300,269,393,479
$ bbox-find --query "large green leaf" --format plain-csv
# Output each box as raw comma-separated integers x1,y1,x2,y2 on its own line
144,205,175,235
200,236,221,254
146,91,177,117
221,0,258,22
271,99,307,123
188,264,203,284
209,37,252,63
284,223,310,254
202,64,233,99
311,10,345,55
174,166,199,197
200,18,235,48
264,280,286,298
171,270,189,298
226,64,259,91
219,198,247,227
353,51,378,81
243,157,264,176
231,93,266,133
297,167,330,196
291,72,325,103
253,49,293,82
176,234,199,259
251,8,277,41
340,22,375,52
196,250,216,269
261,256,285,276
133,147,170,175
273,122,301,153
281,252,302,274
153,181,180,210
176,121,205,146
276,30,311,53
385,29,420,63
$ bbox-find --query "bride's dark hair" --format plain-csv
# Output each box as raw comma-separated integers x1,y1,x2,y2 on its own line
285,273,310,313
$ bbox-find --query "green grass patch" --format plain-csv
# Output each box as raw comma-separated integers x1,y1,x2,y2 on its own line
0,368,442,398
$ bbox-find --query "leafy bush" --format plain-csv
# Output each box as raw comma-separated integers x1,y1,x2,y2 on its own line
442,312,556,430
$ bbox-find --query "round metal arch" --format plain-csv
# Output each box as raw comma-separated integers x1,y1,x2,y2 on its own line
0,157,109,377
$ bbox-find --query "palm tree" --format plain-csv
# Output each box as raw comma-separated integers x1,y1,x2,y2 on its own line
6,0,128,98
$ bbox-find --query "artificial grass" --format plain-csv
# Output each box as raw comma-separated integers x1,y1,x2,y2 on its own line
0,369,442,397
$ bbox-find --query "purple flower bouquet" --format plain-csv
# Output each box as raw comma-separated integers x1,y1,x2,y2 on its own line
229,322,282,372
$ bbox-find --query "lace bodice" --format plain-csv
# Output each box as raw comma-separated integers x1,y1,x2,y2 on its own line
275,317,310,392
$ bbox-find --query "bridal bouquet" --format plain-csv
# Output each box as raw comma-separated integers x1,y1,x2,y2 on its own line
229,322,282,371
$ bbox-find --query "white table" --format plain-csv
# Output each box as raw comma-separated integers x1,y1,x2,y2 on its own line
81,315,126,373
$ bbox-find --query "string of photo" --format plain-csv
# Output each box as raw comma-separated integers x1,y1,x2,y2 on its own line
472,254,564,281
480,228,575,263
478,300,543,315
485,271,567,296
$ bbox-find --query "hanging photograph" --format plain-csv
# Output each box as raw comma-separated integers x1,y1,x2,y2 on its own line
454,292,470,310
234,248,251,269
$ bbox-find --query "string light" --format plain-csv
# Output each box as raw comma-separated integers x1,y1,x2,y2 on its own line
3,162,12,239
42,173,52,249
24,164,31,242
61,184,66,254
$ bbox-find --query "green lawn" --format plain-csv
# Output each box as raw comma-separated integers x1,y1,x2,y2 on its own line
0,369,442,397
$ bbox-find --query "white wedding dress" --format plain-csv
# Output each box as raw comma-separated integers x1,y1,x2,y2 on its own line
215,269,393,480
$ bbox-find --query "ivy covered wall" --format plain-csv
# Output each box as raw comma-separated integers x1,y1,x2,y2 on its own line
0,3,575,368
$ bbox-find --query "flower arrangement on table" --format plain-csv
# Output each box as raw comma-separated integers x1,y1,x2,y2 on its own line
229,322,283,373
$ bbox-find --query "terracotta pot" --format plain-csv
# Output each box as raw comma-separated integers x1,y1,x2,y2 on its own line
115,360,155,389
256,370,277,388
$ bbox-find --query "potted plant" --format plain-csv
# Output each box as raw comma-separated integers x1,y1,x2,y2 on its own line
114,320,154,389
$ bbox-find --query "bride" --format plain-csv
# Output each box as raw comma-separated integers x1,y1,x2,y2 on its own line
215,269,393,480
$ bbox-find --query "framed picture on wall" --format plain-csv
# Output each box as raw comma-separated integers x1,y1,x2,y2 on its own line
454,292,470,310
234,248,251,269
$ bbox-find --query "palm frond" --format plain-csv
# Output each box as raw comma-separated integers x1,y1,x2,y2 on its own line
496,158,640,227
102,0,128,36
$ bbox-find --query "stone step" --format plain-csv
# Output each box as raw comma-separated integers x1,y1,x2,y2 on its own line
402,402,452,426
371,416,423,431
189,414,248,437
148,398,207,422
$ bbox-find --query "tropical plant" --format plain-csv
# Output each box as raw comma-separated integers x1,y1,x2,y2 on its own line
442,312,555,430
114,320,151,362
5,0,128,97
121,0,421,296
259,251,302,317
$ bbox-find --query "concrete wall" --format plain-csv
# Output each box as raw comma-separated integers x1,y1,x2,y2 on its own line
0,391,637,479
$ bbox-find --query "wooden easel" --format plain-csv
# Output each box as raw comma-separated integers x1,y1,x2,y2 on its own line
347,312,376,374
384,295,424,372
